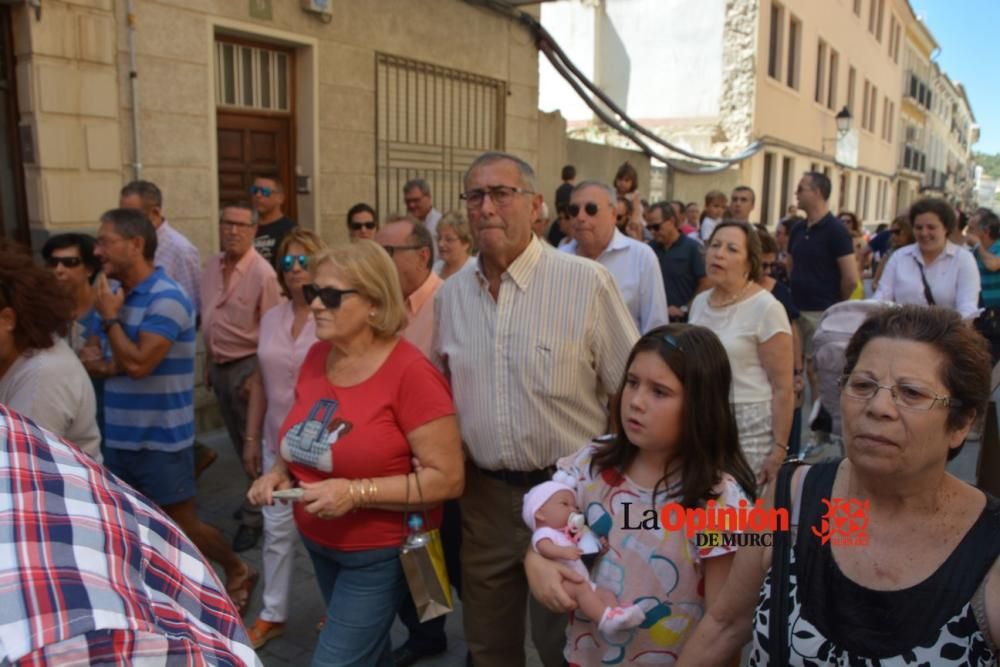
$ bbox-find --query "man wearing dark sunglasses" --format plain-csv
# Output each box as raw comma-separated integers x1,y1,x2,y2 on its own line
646,202,708,322
559,180,668,333
250,176,297,267
346,202,379,241
201,202,283,553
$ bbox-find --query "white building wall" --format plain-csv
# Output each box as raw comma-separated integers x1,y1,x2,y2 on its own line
539,0,726,123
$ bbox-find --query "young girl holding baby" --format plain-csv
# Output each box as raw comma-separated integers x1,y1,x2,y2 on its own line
525,324,756,666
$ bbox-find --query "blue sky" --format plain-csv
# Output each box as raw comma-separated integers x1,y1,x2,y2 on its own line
912,0,999,154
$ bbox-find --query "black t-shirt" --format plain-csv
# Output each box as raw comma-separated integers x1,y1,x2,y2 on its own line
787,212,854,311
254,216,297,266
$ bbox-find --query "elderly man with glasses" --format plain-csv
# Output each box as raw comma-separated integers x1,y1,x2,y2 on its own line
434,152,638,667
201,201,283,553
559,180,668,333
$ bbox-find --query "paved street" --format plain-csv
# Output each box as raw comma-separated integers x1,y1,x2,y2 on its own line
195,428,544,667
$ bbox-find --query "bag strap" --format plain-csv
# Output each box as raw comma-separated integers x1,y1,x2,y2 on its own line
400,472,433,539
912,256,937,306
770,460,804,664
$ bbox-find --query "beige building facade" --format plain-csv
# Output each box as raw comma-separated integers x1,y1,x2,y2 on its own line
539,0,978,226
2,0,542,252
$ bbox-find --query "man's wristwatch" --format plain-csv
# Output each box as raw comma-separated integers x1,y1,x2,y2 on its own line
102,318,121,333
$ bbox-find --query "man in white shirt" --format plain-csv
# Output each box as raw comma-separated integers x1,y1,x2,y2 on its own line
560,181,668,333
120,181,202,314
403,178,443,242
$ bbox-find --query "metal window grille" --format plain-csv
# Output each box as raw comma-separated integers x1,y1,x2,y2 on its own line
215,41,290,113
376,53,505,217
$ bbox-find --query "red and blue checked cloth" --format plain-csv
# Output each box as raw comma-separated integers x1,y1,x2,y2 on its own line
0,404,260,666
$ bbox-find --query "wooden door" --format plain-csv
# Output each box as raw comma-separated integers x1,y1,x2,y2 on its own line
217,112,295,221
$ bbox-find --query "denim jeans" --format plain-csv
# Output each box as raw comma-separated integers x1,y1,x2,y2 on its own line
303,537,406,667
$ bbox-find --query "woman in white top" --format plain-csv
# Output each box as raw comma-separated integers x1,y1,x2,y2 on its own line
874,198,981,320
241,228,325,649
689,221,793,486
0,244,101,461
432,211,477,280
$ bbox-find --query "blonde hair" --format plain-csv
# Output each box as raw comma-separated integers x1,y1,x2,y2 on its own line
436,210,476,254
277,228,327,297
311,241,407,337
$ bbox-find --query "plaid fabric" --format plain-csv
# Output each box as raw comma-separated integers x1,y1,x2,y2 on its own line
0,404,260,667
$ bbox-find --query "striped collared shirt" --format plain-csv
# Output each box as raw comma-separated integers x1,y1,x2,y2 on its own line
433,235,639,471
104,268,196,453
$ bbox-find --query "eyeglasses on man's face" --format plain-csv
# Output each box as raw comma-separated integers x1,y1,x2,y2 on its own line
348,220,377,231
250,185,275,197
567,202,601,218
459,185,534,209
303,283,359,309
220,218,256,230
839,373,961,411
381,244,423,257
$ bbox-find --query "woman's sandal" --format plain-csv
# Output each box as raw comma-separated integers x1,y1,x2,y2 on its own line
226,565,260,617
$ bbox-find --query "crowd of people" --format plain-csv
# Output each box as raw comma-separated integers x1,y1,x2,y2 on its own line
0,150,998,667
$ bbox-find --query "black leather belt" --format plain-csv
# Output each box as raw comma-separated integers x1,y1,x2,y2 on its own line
474,464,555,487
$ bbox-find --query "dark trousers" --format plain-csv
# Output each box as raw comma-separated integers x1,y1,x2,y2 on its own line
397,499,463,652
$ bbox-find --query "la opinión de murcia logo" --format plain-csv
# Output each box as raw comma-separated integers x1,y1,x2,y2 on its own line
620,496,869,548
811,497,870,546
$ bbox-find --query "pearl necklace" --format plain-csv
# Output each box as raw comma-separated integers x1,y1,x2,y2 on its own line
710,280,753,308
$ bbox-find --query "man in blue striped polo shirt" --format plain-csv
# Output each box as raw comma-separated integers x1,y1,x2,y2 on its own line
94,208,257,616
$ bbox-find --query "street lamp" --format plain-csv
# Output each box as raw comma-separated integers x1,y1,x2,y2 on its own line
823,106,853,152
835,106,852,136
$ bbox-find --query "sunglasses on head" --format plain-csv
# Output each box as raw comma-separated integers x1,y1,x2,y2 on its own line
281,254,309,272
46,256,83,268
567,202,600,218
250,185,274,197
303,283,359,309
348,221,377,231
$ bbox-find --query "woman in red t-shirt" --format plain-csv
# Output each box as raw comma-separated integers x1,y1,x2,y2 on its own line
247,241,463,667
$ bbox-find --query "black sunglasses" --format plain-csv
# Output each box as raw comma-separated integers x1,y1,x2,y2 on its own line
303,284,359,309
349,221,377,231
46,257,83,268
567,202,600,218
646,223,662,232
281,254,309,272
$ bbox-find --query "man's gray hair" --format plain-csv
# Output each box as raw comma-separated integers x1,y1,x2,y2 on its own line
403,178,431,196
219,200,260,225
407,220,435,272
572,180,617,206
463,151,537,192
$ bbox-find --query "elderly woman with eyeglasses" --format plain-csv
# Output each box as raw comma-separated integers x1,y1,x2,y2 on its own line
678,305,1000,666
240,228,326,649
247,240,463,667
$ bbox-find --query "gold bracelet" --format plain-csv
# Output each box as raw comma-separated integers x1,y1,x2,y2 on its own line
368,478,377,505
359,479,368,508
348,481,358,511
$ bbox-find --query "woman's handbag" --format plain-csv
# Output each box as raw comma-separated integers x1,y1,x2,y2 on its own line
399,473,454,622
769,460,804,665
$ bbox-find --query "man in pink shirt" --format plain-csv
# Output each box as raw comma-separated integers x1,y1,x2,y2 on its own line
376,216,462,666
201,202,282,552
376,217,442,358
